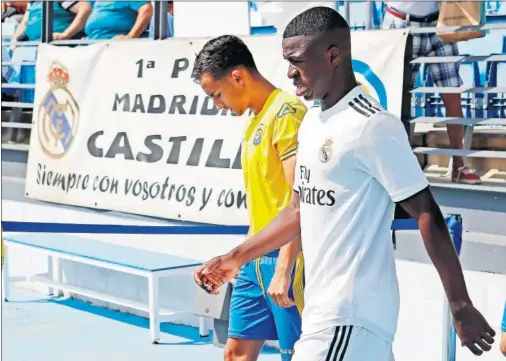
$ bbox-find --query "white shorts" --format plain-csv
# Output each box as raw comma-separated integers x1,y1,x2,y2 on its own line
292,326,394,361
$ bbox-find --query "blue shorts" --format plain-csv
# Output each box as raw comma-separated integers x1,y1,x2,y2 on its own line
228,254,304,361
502,301,506,332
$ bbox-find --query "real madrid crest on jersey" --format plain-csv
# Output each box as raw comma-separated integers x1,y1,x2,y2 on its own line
319,139,333,163
38,62,79,159
253,127,263,145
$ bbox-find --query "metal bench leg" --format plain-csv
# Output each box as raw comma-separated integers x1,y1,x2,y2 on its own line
148,273,160,344
51,256,62,297
199,316,210,337
2,244,11,302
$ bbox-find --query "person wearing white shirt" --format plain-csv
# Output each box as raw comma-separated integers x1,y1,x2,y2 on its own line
383,1,481,185
195,7,495,361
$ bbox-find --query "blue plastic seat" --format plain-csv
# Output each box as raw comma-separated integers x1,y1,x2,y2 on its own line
4,46,38,104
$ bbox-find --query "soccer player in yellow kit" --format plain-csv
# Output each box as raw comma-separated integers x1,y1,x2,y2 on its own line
192,35,307,361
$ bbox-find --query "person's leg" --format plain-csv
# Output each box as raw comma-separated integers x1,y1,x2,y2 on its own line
224,338,264,361
427,31,480,183
261,255,304,361
226,260,278,361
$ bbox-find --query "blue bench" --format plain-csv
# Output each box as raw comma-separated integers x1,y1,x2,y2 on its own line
2,233,207,343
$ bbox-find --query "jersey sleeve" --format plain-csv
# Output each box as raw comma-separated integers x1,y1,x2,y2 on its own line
355,113,429,203
272,102,305,161
293,148,301,193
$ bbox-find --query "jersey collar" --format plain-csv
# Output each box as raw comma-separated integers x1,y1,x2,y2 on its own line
252,88,281,119
319,85,365,122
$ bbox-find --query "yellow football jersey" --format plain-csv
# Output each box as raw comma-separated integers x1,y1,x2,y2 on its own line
241,88,307,241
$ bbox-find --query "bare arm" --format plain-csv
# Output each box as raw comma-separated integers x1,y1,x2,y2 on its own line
11,11,28,43
229,191,301,266
196,191,301,293
275,155,302,275
57,2,92,40
125,3,153,39
398,188,471,310
399,188,495,355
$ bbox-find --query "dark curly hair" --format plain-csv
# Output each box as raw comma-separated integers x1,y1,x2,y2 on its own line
283,6,349,39
192,35,258,83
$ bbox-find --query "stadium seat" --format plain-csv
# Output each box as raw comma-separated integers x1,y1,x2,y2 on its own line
460,62,482,118
424,68,442,117
494,62,506,118
250,26,276,35
459,36,490,85
348,1,368,30
1,22,17,38
412,64,427,117
485,0,505,15
5,46,38,104
474,30,506,55
1,22,17,94
372,1,386,29
483,61,506,119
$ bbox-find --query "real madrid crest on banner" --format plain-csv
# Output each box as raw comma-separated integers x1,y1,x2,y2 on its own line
319,138,333,163
37,62,79,159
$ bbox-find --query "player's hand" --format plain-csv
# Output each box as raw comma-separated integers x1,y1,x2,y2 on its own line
452,302,495,355
268,270,296,308
114,34,131,40
194,255,240,295
52,32,67,40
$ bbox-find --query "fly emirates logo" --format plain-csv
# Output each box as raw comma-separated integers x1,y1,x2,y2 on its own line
297,166,336,207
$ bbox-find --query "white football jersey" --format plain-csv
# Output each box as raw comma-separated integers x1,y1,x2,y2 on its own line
294,86,429,342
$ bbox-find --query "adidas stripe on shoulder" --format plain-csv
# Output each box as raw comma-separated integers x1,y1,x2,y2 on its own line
348,94,383,117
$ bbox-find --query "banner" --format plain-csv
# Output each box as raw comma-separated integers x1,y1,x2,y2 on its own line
25,30,409,225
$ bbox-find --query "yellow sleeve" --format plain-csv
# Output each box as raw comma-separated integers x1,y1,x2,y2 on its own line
272,102,306,161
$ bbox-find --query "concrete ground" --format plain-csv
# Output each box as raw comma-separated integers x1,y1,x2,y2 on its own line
2,287,280,361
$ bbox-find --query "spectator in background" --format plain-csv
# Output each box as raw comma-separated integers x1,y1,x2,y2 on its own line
10,1,91,47
1,1,28,24
149,1,173,38
383,1,482,185
85,1,153,40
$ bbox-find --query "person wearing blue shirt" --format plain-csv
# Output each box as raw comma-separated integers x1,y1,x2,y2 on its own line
149,1,174,39
501,301,506,357
85,1,153,40
10,1,91,45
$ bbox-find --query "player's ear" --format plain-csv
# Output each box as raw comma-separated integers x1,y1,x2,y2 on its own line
230,69,245,87
327,46,341,68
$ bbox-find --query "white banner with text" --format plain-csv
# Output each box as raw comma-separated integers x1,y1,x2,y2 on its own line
25,30,409,225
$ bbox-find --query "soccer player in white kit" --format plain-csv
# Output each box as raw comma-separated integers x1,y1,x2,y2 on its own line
195,7,496,361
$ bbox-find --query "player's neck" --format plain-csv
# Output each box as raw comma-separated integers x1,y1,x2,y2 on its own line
321,70,358,112
249,77,277,115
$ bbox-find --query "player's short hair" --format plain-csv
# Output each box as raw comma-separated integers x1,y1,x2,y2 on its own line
283,6,349,39
192,35,257,83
